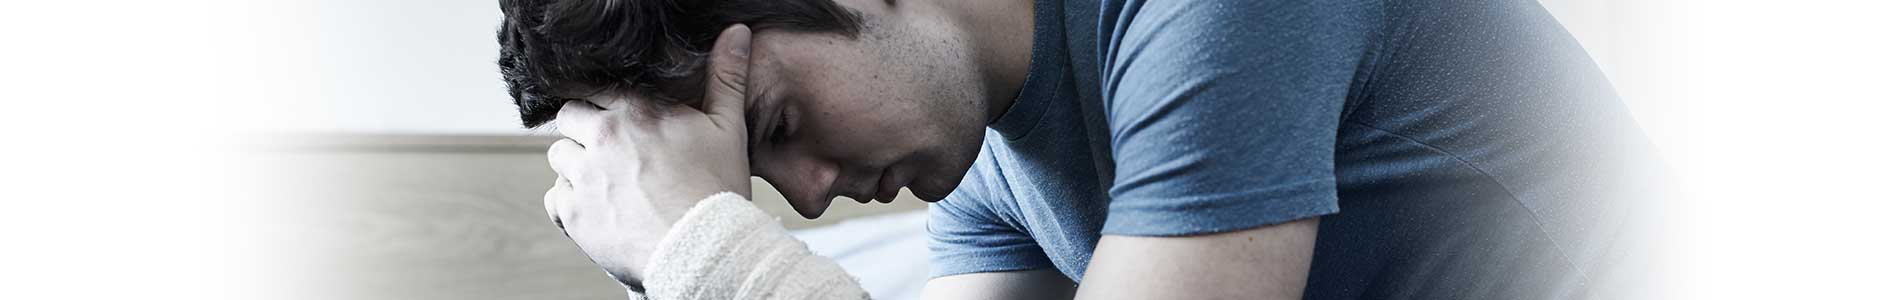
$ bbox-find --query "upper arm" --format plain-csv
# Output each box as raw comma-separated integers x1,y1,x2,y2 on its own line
1077,218,1319,300
1098,0,1375,236
1082,0,1376,297
923,269,1076,300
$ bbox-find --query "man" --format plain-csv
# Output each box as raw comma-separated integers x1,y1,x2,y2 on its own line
502,0,1660,298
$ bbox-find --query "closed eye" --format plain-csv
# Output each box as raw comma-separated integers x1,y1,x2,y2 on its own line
769,109,791,144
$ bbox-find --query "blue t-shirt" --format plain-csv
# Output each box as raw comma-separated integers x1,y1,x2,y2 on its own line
927,0,1659,298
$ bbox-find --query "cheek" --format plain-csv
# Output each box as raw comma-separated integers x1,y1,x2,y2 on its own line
779,39,969,163
800,105,901,155
796,75,920,145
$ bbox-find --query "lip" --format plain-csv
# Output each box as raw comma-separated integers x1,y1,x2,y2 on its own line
842,185,873,204
874,165,907,203
836,169,877,204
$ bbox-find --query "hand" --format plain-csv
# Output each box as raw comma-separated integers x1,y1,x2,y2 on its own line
543,24,755,288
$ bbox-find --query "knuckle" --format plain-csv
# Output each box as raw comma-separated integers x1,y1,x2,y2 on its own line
571,118,607,138
543,190,567,226
593,121,617,141
546,141,572,163
713,68,747,96
543,185,563,206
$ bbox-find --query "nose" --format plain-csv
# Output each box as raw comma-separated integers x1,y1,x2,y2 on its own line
754,153,838,219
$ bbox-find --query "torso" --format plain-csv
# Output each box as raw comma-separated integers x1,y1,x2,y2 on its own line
934,0,1660,298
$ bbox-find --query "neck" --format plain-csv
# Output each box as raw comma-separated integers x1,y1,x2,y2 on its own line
932,0,1035,123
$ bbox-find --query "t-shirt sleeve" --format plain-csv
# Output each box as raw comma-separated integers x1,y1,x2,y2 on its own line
926,143,1057,278
1097,0,1375,236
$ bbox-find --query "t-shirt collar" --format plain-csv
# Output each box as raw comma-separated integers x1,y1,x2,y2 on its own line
987,0,1066,140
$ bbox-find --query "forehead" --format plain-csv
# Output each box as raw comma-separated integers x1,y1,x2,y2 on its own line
754,29,874,70
750,30,881,99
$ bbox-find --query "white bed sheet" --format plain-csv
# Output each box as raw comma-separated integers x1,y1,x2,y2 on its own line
790,210,932,300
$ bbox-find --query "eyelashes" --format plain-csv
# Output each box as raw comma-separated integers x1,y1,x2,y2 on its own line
769,109,792,144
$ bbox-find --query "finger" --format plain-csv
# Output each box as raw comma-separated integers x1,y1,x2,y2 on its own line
556,100,606,146
701,24,752,128
544,176,571,233
582,93,634,112
547,138,587,181
584,95,625,111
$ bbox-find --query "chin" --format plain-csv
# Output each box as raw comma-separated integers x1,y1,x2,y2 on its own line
910,168,963,202
914,146,980,202
913,187,951,202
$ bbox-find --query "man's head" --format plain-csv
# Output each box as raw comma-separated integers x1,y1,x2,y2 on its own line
499,0,1005,218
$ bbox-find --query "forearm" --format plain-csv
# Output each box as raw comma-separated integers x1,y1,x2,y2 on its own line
1075,218,1318,300
635,192,869,300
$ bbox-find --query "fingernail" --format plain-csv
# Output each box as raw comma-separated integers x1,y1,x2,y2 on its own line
730,25,751,59
733,39,750,59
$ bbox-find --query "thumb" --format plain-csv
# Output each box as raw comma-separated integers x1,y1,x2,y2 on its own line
702,24,752,128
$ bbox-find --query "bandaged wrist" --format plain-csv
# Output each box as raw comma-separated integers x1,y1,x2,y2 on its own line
641,192,869,300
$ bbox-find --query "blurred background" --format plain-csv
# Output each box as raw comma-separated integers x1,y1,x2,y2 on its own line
1,0,1896,299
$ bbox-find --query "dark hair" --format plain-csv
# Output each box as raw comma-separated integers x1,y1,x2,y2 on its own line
497,0,864,127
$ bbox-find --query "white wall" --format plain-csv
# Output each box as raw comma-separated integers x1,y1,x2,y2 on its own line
248,0,530,135
249,0,1629,136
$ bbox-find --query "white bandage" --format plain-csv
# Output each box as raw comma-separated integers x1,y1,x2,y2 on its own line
637,192,870,300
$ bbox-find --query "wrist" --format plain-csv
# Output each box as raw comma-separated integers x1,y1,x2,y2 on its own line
624,191,746,288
